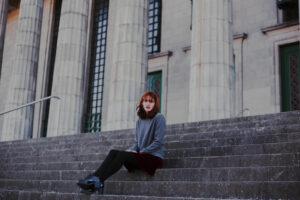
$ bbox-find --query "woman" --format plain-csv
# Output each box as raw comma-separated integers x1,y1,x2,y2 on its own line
77,91,166,195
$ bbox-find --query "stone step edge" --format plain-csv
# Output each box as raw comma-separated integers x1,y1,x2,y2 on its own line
1,140,299,162
26,122,300,139
165,119,300,134
1,165,299,178
0,189,233,200
1,179,300,185
1,126,299,153
2,132,299,159
0,116,299,146
1,152,298,168
2,131,299,153
85,111,300,133
79,118,300,135
1,126,299,154
3,165,299,172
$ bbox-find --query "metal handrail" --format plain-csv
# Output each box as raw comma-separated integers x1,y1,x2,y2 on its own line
0,96,61,116
237,108,250,117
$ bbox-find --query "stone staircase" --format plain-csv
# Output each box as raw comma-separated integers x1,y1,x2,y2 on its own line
0,111,299,200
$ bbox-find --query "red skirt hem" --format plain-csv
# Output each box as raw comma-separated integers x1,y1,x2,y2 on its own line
126,152,163,176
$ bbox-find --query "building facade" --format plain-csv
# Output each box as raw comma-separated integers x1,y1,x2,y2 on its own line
0,0,299,141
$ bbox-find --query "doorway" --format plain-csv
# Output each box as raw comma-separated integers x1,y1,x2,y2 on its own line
280,42,300,112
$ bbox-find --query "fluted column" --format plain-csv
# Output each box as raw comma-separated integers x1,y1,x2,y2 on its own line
1,0,43,141
47,0,89,137
103,0,148,131
188,0,233,122
0,0,8,71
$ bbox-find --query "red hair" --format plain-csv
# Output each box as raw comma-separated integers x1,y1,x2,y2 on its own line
137,91,159,119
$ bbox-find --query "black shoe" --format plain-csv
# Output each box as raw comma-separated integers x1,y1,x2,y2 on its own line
80,188,94,195
77,174,104,195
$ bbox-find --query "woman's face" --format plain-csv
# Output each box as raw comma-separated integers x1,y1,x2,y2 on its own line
142,96,155,113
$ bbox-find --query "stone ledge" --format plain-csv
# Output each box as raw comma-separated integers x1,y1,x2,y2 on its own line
182,46,191,53
148,51,173,59
233,33,248,40
261,21,299,34
182,33,248,53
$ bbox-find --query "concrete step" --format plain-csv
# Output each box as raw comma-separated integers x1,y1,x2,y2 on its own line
164,111,300,131
75,116,300,141
1,153,298,172
1,166,299,182
165,142,300,158
166,115,300,133
0,111,299,200
0,179,299,199
0,115,299,152
165,124,300,141
1,141,298,164
1,131,299,161
2,130,299,159
60,121,300,144
104,180,300,199
0,190,225,200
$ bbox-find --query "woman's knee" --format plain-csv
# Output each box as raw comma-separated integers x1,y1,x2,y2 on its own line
108,149,131,161
118,151,134,160
108,149,119,155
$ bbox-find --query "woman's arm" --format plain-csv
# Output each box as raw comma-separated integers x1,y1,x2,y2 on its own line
140,115,166,154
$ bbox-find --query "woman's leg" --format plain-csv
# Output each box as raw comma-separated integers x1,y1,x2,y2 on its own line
94,150,139,181
77,149,121,194
93,149,119,178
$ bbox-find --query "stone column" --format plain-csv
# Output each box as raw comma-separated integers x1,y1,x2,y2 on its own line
103,0,148,131
188,0,233,122
47,0,89,137
1,0,43,141
0,0,8,71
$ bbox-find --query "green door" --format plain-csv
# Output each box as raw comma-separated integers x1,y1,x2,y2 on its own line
280,42,300,112
147,71,162,112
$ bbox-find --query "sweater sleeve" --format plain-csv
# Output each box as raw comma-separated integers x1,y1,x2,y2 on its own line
140,115,166,154
129,119,139,152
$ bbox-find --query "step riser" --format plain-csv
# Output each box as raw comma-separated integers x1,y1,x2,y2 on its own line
109,166,300,182
166,118,300,135
1,180,299,199
1,166,299,182
1,139,299,164
165,142,300,158
0,190,227,200
1,153,298,171
167,125,300,142
0,122,299,153
1,132,299,159
105,181,300,199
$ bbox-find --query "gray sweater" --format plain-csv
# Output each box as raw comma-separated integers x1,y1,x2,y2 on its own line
130,113,166,159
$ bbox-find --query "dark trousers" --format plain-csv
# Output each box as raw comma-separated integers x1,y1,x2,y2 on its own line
93,149,140,181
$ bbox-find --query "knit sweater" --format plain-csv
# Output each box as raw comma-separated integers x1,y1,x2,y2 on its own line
130,113,166,159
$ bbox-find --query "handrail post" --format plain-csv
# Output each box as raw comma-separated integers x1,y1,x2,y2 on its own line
236,108,250,117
